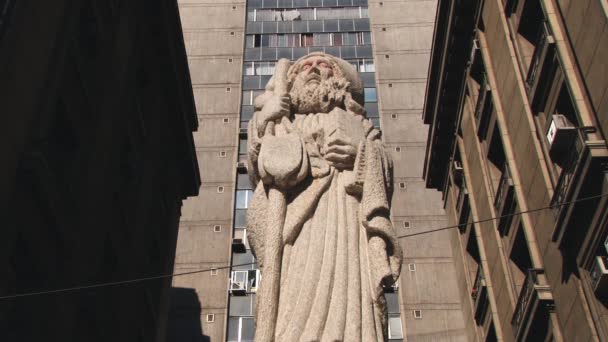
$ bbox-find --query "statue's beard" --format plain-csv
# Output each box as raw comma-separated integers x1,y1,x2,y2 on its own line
290,75,348,114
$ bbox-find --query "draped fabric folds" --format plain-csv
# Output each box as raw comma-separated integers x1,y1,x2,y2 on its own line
247,109,402,342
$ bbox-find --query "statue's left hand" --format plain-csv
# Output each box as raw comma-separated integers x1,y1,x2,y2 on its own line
325,134,357,170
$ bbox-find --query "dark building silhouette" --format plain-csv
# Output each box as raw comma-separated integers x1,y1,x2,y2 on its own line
424,0,608,340
0,1,199,341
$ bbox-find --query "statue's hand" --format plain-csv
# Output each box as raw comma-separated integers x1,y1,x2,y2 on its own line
258,94,291,136
325,134,357,170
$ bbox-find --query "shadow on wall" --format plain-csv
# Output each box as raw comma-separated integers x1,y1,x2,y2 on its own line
167,287,210,342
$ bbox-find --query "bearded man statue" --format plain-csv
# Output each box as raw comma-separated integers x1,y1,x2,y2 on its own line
246,52,402,342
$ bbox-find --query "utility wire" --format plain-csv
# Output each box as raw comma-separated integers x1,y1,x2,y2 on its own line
2,192,607,301
397,192,608,239
0,262,256,301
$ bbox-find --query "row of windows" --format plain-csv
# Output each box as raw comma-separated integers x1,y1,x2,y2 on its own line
243,58,374,76
248,6,368,21
242,73,375,90
246,18,370,34
245,45,372,62
247,32,371,48
247,0,368,9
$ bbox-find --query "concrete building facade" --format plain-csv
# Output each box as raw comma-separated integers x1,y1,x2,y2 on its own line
424,0,608,340
172,0,469,341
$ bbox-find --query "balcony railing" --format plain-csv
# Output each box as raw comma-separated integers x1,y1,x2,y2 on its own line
525,21,555,98
495,164,516,235
511,269,554,340
550,130,586,219
591,256,608,297
472,265,488,324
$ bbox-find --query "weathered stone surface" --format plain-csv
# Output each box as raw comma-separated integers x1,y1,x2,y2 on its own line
247,53,402,341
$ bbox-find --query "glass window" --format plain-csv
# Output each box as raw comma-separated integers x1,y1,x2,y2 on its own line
244,62,254,75
235,209,247,228
353,18,369,31
229,293,252,315
342,32,357,45
294,0,308,7
243,76,260,90
338,19,354,32
360,7,369,18
386,293,400,314
388,314,403,339
239,138,248,155
242,91,253,106
241,106,254,121
246,36,255,49
237,173,252,190
245,48,261,61
263,0,278,8
299,8,314,20
247,9,256,22
308,20,323,32
236,190,254,209
241,317,255,341
362,59,374,72
362,32,371,44
313,33,331,46
371,117,380,129
364,88,377,102
277,21,292,33
302,33,314,47
232,250,254,270
324,19,339,32
247,21,263,34
248,0,263,7
261,48,277,60
228,317,240,342
365,103,379,118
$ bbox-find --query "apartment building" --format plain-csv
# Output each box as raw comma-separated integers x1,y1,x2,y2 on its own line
424,0,608,340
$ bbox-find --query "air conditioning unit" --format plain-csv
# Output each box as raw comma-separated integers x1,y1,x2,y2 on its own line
237,161,248,172
230,281,247,296
232,238,246,253
591,256,608,298
239,127,248,136
546,114,576,164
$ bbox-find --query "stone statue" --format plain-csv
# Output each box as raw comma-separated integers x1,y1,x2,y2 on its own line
246,52,402,342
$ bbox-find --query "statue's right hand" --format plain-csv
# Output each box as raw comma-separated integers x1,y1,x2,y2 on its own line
258,95,291,135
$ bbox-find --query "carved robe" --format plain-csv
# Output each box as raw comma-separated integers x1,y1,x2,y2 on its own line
247,106,402,342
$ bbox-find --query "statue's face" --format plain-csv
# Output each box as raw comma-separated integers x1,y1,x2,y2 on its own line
290,56,344,114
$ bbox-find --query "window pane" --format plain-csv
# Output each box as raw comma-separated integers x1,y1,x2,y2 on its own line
361,7,369,18
246,36,255,48
239,138,248,155
388,315,403,339
242,91,252,105
229,295,252,316
363,59,374,72
242,106,254,121
386,293,399,314
247,10,256,22
342,32,357,45
364,87,377,102
235,209,247,228
237,173,252,190
227,317,239,342
241,317,255,341
313,33,331,46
